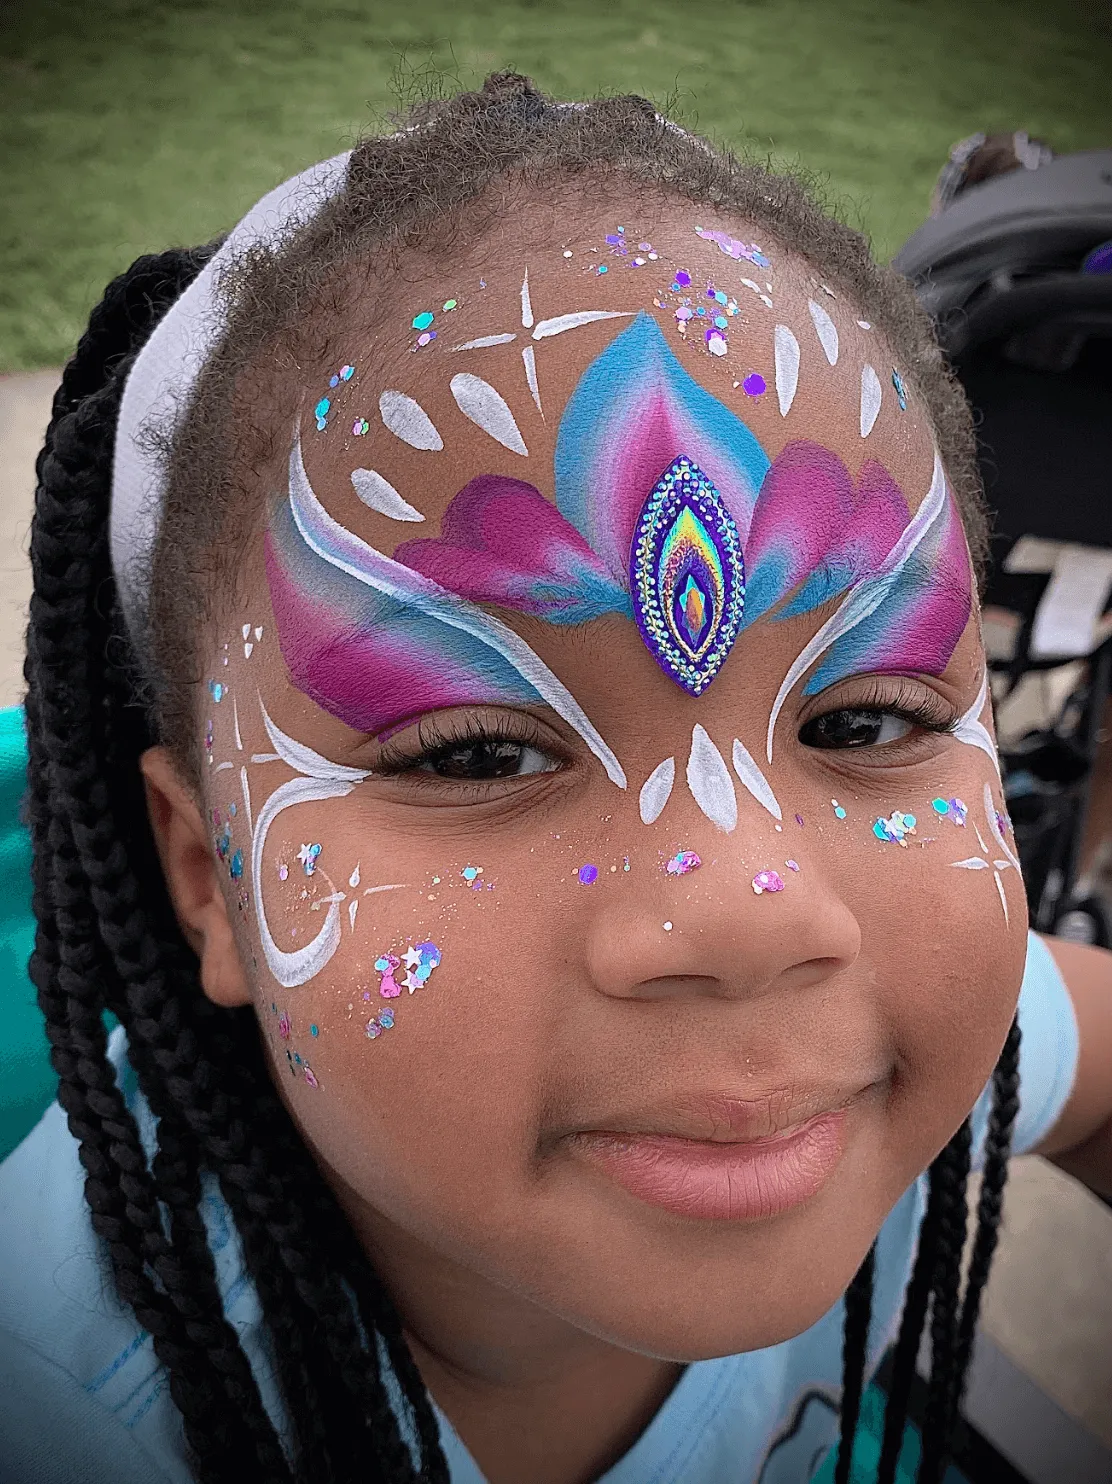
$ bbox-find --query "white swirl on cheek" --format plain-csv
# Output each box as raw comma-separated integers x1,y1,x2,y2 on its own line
250,698,370,989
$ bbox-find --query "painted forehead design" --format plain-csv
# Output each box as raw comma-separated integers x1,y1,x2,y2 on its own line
267,300,972,768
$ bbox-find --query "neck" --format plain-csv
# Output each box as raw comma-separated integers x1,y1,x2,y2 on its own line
331,1179,684,1484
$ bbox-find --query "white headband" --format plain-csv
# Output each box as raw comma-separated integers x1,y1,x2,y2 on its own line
109,151,352,648
109,107,703,654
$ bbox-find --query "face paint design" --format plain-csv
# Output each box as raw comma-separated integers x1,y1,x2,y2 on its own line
398,315,970,704
267,434,626,786
268,309,972,795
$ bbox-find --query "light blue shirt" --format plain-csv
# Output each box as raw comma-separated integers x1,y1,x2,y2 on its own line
0,933,1079,1484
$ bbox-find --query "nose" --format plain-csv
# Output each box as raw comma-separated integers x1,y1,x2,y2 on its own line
583,853,860,1003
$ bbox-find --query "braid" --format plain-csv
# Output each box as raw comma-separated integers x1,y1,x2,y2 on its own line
834,1244,876,1484
954,1020,1022,1393
876,1022,1021,1484
27,250,449,1481
918,1121,974,1483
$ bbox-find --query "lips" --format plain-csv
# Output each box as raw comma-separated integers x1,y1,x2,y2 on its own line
570,1112,849,1222
563,1086,871,1222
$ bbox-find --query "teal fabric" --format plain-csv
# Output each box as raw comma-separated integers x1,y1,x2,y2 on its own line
0,706,53,1162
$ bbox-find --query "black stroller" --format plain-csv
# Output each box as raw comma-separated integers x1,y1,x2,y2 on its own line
895,149,1112,945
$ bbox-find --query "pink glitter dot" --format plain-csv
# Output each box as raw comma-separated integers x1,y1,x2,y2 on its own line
751,870,785,895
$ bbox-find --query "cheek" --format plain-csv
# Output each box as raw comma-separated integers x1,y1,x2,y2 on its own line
248,822,596,1237
842,789,1027,1170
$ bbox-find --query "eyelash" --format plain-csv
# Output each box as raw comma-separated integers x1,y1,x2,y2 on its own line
371,676,956,783
373,711,565,775
819,677,958,734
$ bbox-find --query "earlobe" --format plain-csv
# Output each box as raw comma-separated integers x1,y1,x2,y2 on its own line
139,747,253,1009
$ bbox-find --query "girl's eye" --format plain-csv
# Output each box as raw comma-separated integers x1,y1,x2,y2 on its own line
410,738,560,780
799,708,914,750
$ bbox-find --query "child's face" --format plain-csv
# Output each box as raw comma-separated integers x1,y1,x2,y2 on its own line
184,197,1024,1360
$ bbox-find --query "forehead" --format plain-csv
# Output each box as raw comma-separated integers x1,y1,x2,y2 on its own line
298,192,937,545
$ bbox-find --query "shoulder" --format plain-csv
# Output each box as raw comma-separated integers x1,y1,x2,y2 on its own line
967,930,1081,1162
0,1028,226,1482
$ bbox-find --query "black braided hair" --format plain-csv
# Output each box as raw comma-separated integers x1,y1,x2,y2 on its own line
835,1244,877,1484
24,72,1025,1484
874,1018,1023,1484
26,249,449,1483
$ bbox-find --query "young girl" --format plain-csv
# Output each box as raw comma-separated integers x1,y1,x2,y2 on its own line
3,73,1111,1484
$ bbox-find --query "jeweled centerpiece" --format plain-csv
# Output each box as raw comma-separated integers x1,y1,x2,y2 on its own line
629,457,745,695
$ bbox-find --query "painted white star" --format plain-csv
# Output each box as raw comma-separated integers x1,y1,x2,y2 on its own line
297,844,315,868
403,972,422,994
448,269,630,415
951,784,1019,923
403,946,423,970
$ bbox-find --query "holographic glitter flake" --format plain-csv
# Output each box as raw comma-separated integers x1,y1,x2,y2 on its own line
752,870,785,894
277,861,289,881
352,418,369,436
694,225,770,268
208,680,225,702
298,842,322,876
742,372,767,396
461,864,484,885
374,953,403,998
204,720,214,752
365,1008,395,1039
629,456,745,696
578,863,599,885
831,799,848,820
892,369,908,410
931,797,968,827
665,849,702,876
412,311,435,331
303,1065,319,1088
376,941,442,1000
314,397,330,431
873,811,918,845
278,1010,291,1039
786,859,801,872
229,849,244,881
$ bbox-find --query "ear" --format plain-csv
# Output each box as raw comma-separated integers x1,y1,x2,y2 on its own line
140,747,252,1009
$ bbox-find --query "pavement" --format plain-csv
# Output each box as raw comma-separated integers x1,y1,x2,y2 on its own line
1,367,1111,1452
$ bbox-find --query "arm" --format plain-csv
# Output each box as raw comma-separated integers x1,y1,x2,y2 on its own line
1031,935,1112,1199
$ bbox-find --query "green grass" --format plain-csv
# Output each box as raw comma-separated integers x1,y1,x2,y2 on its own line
1,0,1109,372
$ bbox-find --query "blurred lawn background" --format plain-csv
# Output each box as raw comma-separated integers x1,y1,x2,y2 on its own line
1,0,1110,373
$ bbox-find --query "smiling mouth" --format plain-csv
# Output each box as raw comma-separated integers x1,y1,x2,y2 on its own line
564,1083,877,1222
569,1113,850,1222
